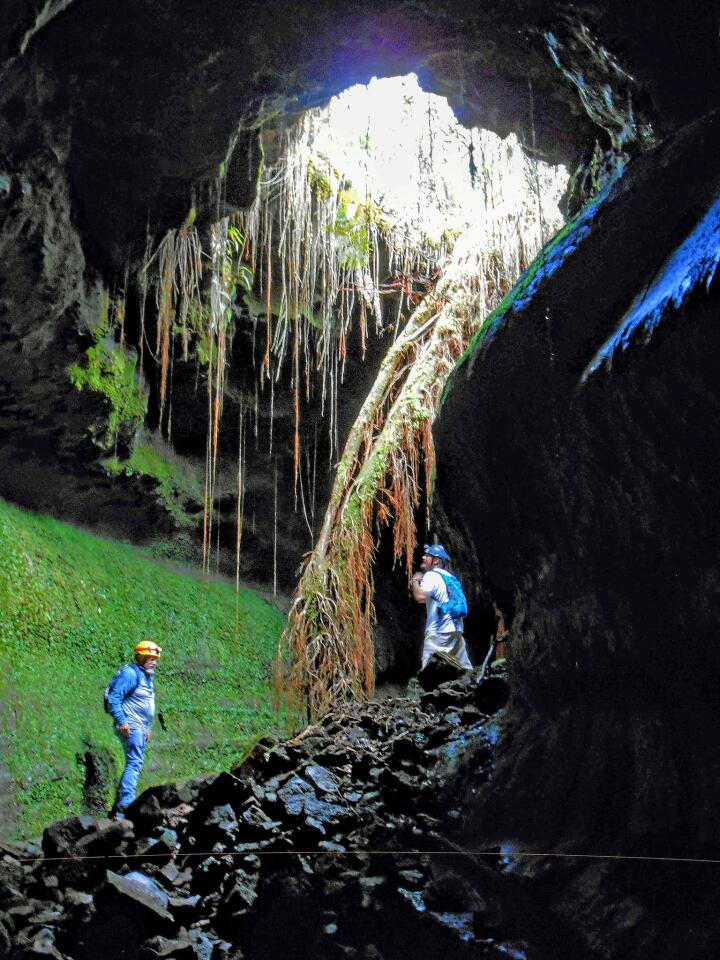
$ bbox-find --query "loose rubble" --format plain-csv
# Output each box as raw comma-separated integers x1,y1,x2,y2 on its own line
0,664,534,960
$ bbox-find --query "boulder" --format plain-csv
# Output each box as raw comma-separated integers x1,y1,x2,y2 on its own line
139,933,196,959
69,870,177,960
105,871,173,921
304,765,341,795
41,816,95,859
24,926,65,959
222,870,258,913
417,654,468,691
276,775,316,818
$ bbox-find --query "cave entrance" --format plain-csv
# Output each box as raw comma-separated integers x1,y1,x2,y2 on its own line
272,72,569,259
127,73,570,678
258,75,571,705
230,70,570,529
245,74,570,419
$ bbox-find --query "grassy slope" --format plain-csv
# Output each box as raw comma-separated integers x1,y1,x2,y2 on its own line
0,498,293,839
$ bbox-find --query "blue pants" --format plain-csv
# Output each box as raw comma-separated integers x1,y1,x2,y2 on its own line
114,727,147,810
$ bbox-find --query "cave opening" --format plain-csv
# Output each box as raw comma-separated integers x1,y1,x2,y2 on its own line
85,72,575,700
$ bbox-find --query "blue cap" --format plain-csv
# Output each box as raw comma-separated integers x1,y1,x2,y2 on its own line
423,543,450,562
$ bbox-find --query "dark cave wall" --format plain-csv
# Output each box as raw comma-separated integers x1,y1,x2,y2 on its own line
0,137,178,540
435,110,720,955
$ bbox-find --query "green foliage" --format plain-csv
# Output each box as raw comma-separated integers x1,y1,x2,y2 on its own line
103,445,201,525
227,225,254,293
68,316,147,444
307,159,335,201
0,497,294,840
183,300,216,367
330,189,374,271
298,175,393,273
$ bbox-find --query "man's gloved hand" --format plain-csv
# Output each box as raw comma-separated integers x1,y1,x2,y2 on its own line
145,728,152,743
118,723,131,737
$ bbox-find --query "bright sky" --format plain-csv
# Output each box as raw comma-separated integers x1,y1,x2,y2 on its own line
298,73,569,252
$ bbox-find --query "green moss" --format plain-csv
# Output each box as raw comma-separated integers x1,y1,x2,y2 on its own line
307,160,334,202
103,445,200,525
440,227,462,249
68,312,147,444
328,189,389,272
0,497,295,840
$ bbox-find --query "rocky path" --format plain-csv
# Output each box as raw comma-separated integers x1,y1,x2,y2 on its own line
0,671,560,960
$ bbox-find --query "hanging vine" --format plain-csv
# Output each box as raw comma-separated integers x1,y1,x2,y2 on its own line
280,222,543,718
131,77,567,640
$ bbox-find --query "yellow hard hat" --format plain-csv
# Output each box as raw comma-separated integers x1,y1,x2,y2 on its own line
134,640,162,658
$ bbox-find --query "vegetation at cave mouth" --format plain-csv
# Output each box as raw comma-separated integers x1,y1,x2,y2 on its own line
0,498,292,840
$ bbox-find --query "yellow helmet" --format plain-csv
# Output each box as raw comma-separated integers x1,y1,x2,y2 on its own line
134,640,162,659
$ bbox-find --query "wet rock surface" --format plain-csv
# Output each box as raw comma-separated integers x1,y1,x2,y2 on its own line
0,671,577,960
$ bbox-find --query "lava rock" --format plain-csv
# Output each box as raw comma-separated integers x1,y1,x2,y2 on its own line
25,925,65,958
105,870,173,921
41,816,96,859
126,792,166,833
304,764,341,794
223,869,259,913
276,775,316,818
139,933,196,959
190,857,231,895
239,804,281,839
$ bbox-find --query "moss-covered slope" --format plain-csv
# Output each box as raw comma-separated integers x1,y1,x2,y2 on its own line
0,498,291,840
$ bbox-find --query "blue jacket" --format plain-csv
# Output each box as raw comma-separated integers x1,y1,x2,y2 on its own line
107,664,155,730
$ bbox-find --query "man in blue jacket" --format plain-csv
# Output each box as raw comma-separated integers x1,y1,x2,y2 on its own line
107,640,161,819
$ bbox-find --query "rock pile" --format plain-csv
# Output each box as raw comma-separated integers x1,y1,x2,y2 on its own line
0,668,539,960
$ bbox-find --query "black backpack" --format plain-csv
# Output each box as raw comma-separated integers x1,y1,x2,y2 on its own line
103,664,142,714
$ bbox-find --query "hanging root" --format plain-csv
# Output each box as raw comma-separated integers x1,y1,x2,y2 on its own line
279,238,513,719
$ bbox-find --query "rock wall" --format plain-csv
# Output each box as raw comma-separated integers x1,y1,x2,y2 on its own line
435,110,720,956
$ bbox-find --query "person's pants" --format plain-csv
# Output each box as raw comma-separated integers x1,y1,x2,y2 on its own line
114,727,147,810
421,631,473,670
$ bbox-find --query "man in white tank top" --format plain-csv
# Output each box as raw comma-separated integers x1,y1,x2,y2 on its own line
411,544,472,671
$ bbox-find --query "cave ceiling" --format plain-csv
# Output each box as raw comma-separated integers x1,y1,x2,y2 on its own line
2,0,718,267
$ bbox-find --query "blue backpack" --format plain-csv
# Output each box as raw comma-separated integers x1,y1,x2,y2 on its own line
103,664,142,714
437,572,468,621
